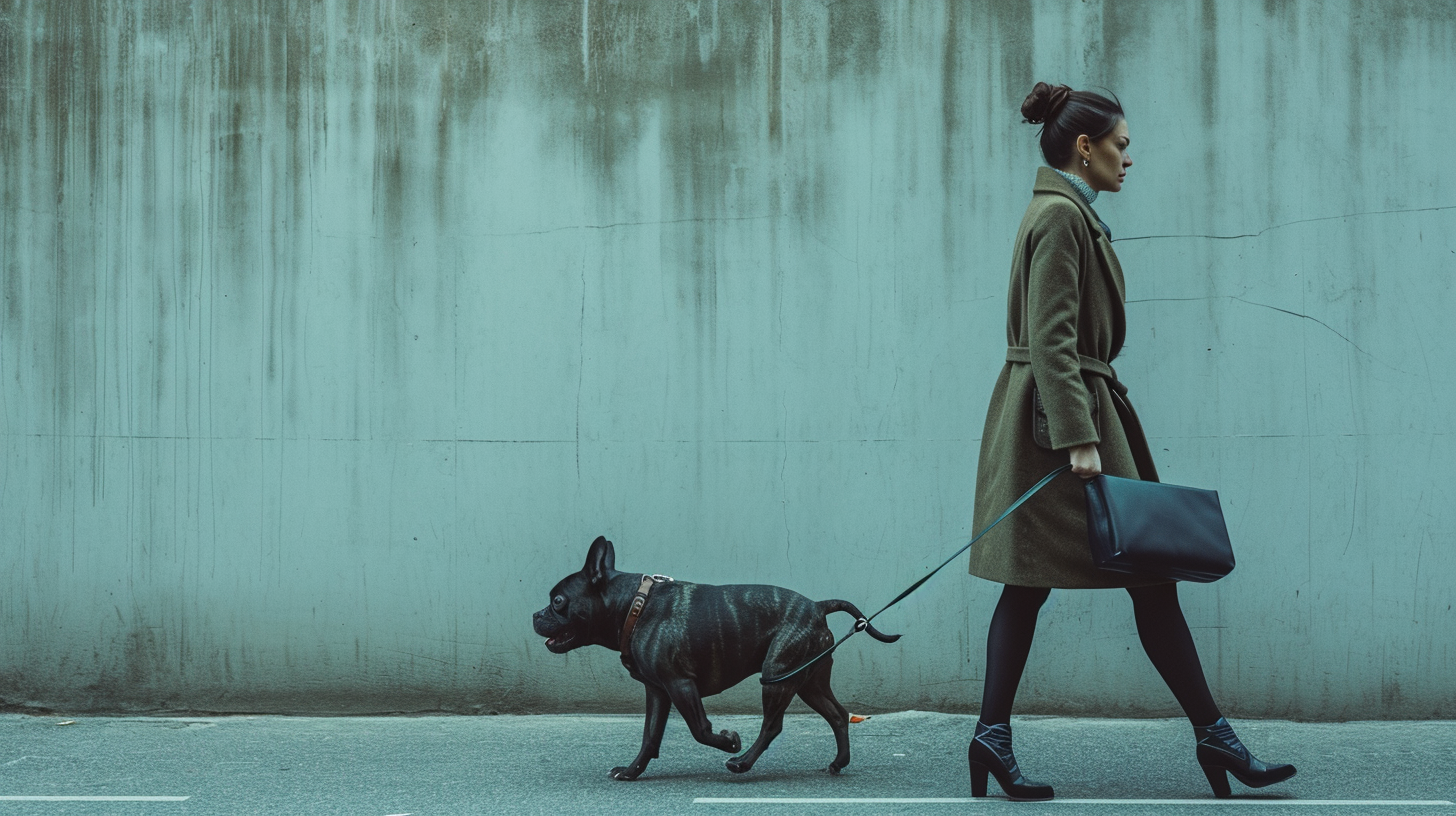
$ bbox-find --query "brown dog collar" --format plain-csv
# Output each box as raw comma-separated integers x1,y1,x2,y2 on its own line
619,574,673,662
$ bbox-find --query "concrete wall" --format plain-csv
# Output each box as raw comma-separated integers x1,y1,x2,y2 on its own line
2,0,1453,718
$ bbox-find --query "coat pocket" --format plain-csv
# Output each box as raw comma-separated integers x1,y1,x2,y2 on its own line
1032,384,1099,450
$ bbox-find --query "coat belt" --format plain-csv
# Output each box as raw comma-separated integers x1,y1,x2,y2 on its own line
1005,346,1127,396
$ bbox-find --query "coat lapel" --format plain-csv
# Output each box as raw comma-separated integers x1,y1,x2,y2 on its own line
1095,232,1126,356
1094,234,1125,303
1032,167,1127,357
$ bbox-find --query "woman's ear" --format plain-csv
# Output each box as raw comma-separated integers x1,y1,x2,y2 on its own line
1076,133,1092,163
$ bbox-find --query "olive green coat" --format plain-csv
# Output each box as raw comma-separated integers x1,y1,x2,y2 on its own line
967,167,1168,589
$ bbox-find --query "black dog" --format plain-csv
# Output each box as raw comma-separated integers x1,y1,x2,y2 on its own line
532,536,900,779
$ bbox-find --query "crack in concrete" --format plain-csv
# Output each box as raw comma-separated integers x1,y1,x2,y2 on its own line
1113,204,1456,243
1230,296,1376,360
1125,295,1416,374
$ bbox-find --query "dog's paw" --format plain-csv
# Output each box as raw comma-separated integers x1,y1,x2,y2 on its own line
608,766,642,781
725,755,751,774
826,763,844,775
721,730,741,753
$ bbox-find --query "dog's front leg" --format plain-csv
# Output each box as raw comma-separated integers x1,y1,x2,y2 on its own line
609,685,670,780
666,679,741,754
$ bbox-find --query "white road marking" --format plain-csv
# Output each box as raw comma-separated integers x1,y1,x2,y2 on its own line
693,798,1456,806
0,796,190,802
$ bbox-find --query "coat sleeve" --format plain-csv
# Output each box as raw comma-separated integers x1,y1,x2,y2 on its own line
1026,202,1100,450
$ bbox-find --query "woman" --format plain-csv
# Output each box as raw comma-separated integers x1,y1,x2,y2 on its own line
964,82,1296,801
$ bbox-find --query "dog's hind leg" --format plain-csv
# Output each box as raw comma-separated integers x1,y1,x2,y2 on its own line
610,685,671,781
725,682,796,773
665,679,741,755
796,660,851,774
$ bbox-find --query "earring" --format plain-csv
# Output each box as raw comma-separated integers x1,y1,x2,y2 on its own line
1083,159,1089,167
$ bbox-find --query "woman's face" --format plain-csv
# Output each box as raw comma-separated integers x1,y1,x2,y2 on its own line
1079,119,1131,193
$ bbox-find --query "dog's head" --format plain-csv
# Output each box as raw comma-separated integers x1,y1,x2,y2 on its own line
532,535,619,654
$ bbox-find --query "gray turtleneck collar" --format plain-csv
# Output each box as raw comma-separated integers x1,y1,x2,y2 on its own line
1052,168,1111,239
1053,168,1098,206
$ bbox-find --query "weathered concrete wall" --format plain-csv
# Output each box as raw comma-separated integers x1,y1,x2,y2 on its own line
2,0,1453,718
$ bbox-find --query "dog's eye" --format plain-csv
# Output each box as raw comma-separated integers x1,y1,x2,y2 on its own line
552,595,567,613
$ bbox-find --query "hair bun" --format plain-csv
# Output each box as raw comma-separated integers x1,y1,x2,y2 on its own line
1022,82,1072,125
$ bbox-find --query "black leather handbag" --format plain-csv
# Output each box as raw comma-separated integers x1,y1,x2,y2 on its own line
1084,474,1236,583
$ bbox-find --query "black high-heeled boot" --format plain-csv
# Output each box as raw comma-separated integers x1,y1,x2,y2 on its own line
967,721,1054,800
1194,717,1297,798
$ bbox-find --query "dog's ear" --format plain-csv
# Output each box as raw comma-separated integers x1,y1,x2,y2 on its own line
584,535,615,587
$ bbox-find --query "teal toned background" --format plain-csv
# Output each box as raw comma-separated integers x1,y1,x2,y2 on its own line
2,0,1453,718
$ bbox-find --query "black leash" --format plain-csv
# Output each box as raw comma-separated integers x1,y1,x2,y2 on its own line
762,465,1072,684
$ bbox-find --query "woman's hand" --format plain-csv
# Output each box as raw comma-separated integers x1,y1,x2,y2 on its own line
1068,442,1102,479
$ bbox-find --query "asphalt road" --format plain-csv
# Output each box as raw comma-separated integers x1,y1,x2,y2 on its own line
1,712,1453,815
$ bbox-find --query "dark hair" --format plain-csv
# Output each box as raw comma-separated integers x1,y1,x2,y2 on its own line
1021,82,1125,168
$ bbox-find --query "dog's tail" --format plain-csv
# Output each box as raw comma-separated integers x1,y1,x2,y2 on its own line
818,600,901,643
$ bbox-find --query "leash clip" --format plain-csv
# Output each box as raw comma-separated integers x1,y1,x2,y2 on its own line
853,617,868,633
649,573,674,583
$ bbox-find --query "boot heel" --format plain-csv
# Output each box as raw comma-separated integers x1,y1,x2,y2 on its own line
968,763,989,797
1202,765,1232,798
968,722,1053,800
1193,718,1296,798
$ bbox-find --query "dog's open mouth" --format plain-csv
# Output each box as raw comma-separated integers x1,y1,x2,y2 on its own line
544,632,576,652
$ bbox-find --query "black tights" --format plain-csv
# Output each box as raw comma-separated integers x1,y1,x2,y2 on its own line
978,583,1221,726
